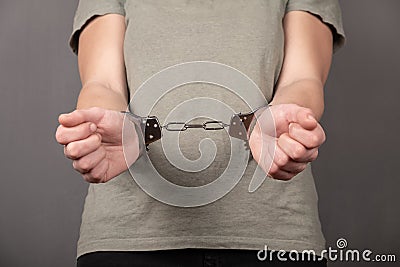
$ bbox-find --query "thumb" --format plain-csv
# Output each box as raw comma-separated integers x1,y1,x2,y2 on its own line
284,104,317,131
58,107,106,127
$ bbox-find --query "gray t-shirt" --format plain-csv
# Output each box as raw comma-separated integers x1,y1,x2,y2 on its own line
69,0,345,259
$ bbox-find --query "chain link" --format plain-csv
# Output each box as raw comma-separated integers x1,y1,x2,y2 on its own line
163,120,230,131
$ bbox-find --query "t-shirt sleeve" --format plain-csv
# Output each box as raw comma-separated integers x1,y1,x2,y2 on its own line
286,0,346,53
69,0,126,55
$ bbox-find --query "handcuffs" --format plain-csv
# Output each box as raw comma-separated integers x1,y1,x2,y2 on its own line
122,104,269,152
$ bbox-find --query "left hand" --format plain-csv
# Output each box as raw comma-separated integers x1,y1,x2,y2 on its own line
249,103,326,180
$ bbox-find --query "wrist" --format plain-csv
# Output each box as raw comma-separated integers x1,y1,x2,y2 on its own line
271,79,325,120
76,84,128,111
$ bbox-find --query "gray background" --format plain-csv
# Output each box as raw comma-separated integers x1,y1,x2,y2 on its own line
0,0,398,266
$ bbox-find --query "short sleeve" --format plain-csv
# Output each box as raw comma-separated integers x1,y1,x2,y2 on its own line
69,0,126,55
286,0,346,53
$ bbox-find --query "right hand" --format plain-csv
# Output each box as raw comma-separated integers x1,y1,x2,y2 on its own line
55,107,141,183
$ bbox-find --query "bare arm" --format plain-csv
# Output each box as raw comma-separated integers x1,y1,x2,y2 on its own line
55,14,140,183
250,11,334,180
76,14,128,110
270,10,333,120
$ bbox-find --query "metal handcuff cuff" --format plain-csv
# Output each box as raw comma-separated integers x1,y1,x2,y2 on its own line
121,104,270,153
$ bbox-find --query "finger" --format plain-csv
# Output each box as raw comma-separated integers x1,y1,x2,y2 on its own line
72,146,106,174
58,107,106,127
268,162,296,181
64,133,102,159
278,133,319,162
251,133,297,181
272,143,308,173
288,122,326,149
284,104,317,131
82,159,109,183
56,122,97,145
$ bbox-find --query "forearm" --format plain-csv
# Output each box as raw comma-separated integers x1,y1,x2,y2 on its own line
75,14,128,111
76,81,128,111
270,78,324,120
269,10,334,121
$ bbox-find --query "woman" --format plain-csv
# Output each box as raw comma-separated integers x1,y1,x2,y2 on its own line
56,0,345,266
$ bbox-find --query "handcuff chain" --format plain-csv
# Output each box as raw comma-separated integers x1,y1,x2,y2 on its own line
160,103,269,132
162,120,230,131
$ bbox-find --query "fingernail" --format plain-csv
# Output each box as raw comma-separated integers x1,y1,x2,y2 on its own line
59,114,68,122
307,114,314,121
90,123,97,132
